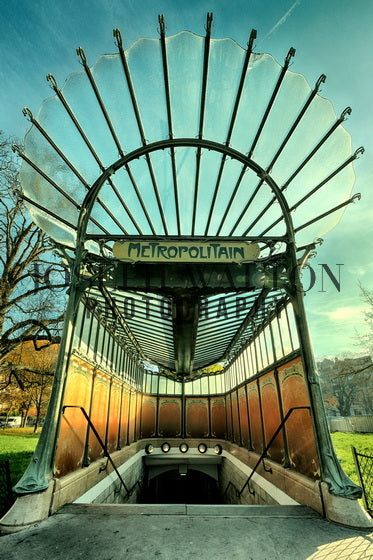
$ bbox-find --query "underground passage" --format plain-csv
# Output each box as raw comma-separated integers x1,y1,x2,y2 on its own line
1,14,371,532
143,469,220,505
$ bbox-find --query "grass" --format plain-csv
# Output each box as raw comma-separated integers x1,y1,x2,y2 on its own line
0,428,41,515
330,432,373,485
0,428,41,482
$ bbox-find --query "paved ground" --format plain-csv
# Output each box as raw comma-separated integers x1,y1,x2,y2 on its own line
1,504,372,560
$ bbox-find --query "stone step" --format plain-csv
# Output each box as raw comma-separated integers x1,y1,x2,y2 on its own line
59,502,320,518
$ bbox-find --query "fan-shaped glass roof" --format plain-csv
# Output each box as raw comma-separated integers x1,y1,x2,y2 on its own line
17,23,362,376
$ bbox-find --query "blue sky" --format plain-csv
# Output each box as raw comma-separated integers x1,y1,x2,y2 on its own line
1,0,372,357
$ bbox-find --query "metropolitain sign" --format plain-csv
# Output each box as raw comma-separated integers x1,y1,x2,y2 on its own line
112,240,260,263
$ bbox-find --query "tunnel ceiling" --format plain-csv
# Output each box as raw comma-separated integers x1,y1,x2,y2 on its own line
17,16,361,377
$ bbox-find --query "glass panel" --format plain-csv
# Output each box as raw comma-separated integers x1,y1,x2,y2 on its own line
264,326,275,366
271,317,284,360
166,378,175,396
91,54,143,154
61,65,118,168
103,331,110,367
174,381,182,395
158,376,167,394
254,336,263,372
209,375,216,395
77,306,92,353
126,38,168,145
94,322,103,363
239,353,247,382
234,358,240,385
201,376,209,395
204,38,246,145
184,381,192,396
287,303,300,350
241,349,249,380
231,53,282,154
192,378,201,396
259,330,269,369
249,343,257,376
253,71,311,170
278,308,292,356
144,373,152,394
166,32,204,139
215,373,223,394
151,374,159,394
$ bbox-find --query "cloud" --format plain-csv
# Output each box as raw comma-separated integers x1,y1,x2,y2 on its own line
316,306,366,323
263,1,301,40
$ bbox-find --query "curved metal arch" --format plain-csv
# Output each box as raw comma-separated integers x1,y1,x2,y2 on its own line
76,138,295,247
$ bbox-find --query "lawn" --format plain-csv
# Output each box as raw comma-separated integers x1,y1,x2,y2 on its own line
0,428,41,515
330,432,373,485
0,428,41,480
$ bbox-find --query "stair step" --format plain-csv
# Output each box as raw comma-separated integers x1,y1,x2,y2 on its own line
59,503,320,518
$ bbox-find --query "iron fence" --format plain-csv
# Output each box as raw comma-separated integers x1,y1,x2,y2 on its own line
352,446,373,516
0,460,14,517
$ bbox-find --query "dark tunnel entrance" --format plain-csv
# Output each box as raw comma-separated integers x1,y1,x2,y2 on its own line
142,469,221,504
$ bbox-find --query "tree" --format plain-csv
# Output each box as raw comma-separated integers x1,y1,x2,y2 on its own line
357,283,373,357
318,356,373,416
0,132,68,392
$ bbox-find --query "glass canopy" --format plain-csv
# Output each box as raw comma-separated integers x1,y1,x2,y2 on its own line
16,23,362,376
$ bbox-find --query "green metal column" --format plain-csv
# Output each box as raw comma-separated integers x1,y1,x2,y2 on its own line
14,251,86,494
285,242,361,499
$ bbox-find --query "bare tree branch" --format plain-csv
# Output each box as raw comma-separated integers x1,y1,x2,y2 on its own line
0,132,68,384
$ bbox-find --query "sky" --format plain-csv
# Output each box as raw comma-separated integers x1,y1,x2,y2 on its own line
0,0,372,358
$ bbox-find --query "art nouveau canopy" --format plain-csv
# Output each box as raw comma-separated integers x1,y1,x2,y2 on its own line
16,17,362,376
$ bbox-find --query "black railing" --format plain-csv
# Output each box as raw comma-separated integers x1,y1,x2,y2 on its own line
352,446,373,516
62,405,142,499
223,406,311,499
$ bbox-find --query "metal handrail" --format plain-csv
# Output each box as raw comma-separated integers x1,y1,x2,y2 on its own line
224,406,311,498
62,405,139,498
222,480,245,501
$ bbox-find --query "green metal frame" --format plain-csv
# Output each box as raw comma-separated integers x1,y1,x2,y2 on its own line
14,136,361,500
13,15,364,503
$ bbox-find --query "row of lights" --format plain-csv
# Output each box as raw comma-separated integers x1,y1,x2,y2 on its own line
145,442,223,455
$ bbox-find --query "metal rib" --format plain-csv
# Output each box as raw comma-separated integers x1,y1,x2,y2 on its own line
77,47,124,157
191,12,213,236
113,29,168,235
243,107,352,236
216,47,295,236
204,29,257,236
13,148,108,234
228,74,326,235
20,194,77,231
249,47,296,159
294,194,360,233
22,108,129,236
260,148,363,235
290,148,363,210
282,107,352,191
46,74,143,234
159,14,181,235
